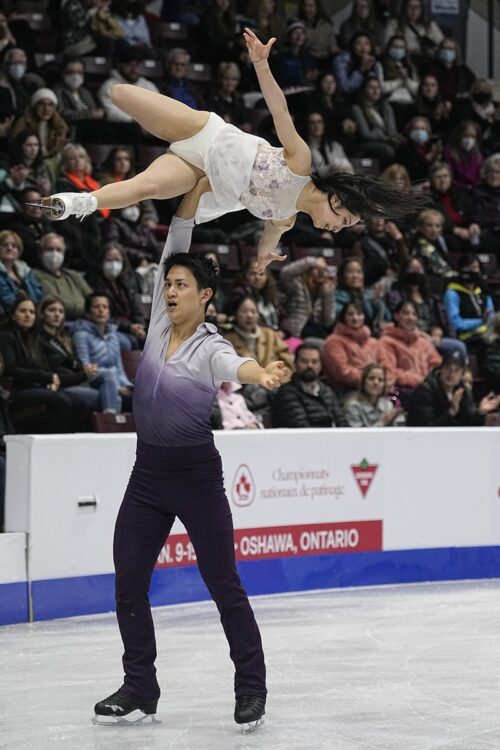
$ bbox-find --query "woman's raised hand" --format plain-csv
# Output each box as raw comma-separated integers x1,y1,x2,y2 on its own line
243,27,276,64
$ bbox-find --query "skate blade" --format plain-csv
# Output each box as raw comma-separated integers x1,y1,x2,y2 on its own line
92,710,159,726
24,202,54,211
240,717,265,734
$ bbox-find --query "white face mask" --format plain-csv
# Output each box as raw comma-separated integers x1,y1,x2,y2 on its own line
103,259,123,279
42,250,64,272
8,63,26,80
121,206,140,222
461,136,476,152
64,73,84,90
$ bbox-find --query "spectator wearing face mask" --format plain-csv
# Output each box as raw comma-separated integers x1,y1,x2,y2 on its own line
443,121,483,192
422,38,475,104
443,254,494,352
53,57,106,143
454,80,497,135
85,241,146,350
1,47,44,116
34,232,92,320
8,187,54,269
103,203,163,267
395,115,442,181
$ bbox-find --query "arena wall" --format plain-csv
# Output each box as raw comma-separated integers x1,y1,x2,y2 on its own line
1,429,500,625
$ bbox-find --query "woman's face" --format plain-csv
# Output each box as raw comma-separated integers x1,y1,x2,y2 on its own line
289,27,306,46
396,303,417,331
258,0,275,14
221,70,240,95
406,258,424,274
431,167,451,193
35,98,56,121
22,135,40,162
412,117,430,134
421,76,438,99
353,35,372,57
405,0,422,23
114,150,131,176
462,124,478,141
105,247,122,262
486,163,500,188
320,74,337,96
236,299,259,332
42,301,65,329
364,78,381,101
0,234,20,263
343,261,364,289
66,148,87,175
310,196,360,234
363,367,386,398
12,300,36,330
308,113,325,136
245,261,266,290
344,304,365,329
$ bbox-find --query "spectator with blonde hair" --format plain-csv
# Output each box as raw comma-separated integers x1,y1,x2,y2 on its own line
0,229,42,312
343,363,403,426
56,143,110,220
206,61,250,129
410,208,456,287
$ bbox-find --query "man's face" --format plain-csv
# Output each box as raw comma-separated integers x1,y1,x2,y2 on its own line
440,362,464,390
163,265,211,323
420,216,443,241
23,191,43,219
118,60,142,82
295,348,322,381
168,55,189,79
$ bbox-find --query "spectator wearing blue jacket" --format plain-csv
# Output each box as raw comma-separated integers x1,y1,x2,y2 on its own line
73,292,133,413
332,32,381,98
443,255,494,350
0,230,42,314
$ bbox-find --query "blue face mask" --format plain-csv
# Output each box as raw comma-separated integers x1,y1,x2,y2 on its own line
438,49,456,64
410,128,429,144
389,47,406,61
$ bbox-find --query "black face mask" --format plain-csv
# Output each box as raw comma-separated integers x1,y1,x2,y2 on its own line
403,271,424,286
298,368,317,383
473,93,492,105
460,270,482,284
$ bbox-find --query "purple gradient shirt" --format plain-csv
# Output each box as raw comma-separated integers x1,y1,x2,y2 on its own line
133,217,252,446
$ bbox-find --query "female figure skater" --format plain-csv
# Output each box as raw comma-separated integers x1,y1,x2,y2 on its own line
92,176,287,732
36,30,426,272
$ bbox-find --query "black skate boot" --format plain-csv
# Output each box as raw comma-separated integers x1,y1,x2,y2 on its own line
92,686,159,725
234,695,266,733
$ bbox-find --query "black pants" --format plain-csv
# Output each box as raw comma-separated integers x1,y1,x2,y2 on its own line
12,388,89,433
113,439,267,701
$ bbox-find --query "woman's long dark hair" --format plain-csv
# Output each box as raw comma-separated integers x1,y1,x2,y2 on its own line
7,293,47,369
11,129,44,170
310,171,431,220
100,146,136,179
234,258,280,307
40,295,74,352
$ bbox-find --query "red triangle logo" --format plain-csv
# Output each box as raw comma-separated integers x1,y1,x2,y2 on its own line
351,458,378,497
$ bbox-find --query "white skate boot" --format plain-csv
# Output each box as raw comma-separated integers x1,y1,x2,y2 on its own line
25,192,98,221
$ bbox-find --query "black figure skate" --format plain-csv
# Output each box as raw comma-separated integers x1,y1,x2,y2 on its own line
92,686,159,725
234,695,266,734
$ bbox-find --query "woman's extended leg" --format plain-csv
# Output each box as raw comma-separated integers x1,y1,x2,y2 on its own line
92,153,204,209
111,84,210,143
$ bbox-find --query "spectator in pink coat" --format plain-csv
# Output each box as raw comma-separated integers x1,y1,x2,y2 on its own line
378,300,442,390
216,381,262,430
322,301,381,393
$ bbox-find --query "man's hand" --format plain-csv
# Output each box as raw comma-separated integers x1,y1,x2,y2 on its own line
84,363,99,378
258,361,287,389
243,27,275,64
130,323,146,339
479,392,500,415
118,386,133,396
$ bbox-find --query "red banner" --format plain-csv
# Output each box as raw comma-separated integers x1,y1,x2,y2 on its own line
156,520,382,568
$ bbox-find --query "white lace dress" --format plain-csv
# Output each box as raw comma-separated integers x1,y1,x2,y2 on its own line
169,112,310,224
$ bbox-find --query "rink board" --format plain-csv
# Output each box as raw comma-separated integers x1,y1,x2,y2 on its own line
0,532,28,625
2,429,500,623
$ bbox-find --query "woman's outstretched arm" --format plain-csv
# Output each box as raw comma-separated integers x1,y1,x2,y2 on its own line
243,28,311,174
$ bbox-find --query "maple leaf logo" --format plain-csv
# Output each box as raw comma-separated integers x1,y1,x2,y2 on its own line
351,458,378,498
232,464,255,506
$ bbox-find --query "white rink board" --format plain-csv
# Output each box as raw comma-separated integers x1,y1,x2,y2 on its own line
0,532,26,583
4,429,500,583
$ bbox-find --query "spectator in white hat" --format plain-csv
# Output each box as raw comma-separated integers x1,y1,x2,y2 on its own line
11,88,68,158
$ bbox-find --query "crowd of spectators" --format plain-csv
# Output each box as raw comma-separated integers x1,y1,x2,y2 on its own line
0,0,500,521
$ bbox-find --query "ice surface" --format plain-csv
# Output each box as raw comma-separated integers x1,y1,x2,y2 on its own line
1,580,500,750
